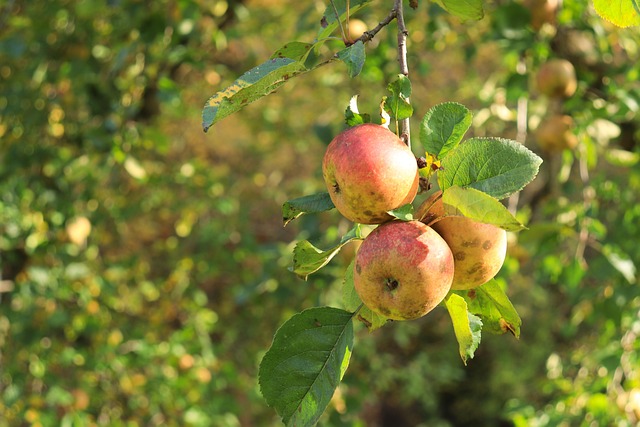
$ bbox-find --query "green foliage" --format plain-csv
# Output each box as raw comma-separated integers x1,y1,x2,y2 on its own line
443,293,482,365
2,0,639,426
290,225,363,280
203,58,308,131
420,102,472,159
383,74,413,121
259,307,355,427
432,0,485,21
459,279,522,337
344,95,371,126
441,186,526,231
438,138,543,199
592,0,640,28
282,193,335,226
337,41,366,78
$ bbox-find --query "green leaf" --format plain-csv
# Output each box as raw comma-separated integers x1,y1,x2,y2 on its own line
444,293,482,365
441,186,526,231
283,193,335,227
460,279,522,337
593,0,640,28
291,226,363,279
337,41,366,78
384,75,413,121
387,203,414,221
438,137,543,200
345,95,371,126
202,58,307,131
432,0,485,21
318,0,373,39
270,42,315,61
420,102,472,159
601,244,637,284
259,307,355,427
342,260,389,331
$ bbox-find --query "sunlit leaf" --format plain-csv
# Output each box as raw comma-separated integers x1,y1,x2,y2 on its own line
441,186,526,231
460,279,522,337
432,0,485,21
444,293,482,365
593,0,640,28
420,102,472,159
282,193,335,226
202,58,307,131
438,138,542,200
342,260,389,331
259,307,355,427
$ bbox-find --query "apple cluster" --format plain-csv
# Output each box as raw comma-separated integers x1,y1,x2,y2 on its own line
534,58,579,153
323,124,506,321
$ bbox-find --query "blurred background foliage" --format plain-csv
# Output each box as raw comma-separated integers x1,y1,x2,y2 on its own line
1,0,639,426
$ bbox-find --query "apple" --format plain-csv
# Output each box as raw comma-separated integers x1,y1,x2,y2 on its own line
347,19,368,42
417,194,508,290
535,114,579,153
322,123,419,224
525,0,558,31
536,59,577,98
353,220,454,320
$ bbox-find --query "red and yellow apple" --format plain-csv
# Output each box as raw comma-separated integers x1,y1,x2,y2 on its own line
353,220,454,320
417,194,508,290
322,123,419,224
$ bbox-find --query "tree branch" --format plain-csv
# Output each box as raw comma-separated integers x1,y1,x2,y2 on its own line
395,0,411,147
349,8,398,45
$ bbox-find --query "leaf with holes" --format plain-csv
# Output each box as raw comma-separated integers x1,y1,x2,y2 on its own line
438,137,542,200
259,307,355,427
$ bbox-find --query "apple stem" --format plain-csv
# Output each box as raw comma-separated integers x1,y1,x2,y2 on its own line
394,0,411,148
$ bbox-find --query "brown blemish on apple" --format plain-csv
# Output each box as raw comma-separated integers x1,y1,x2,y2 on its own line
455,251,466,261
483,240,492,250
462,239,481,248
355,263,362,274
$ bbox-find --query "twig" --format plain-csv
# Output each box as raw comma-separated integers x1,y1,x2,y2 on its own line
329,0,349,44
350,8,398,45
394,0,411,147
